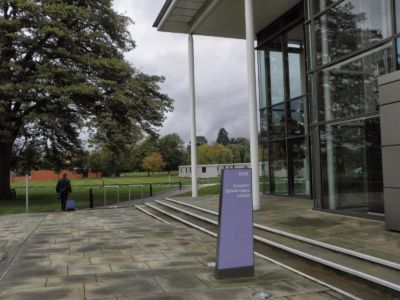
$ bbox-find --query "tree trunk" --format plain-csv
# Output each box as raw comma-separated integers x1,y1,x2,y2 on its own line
0,143,12,200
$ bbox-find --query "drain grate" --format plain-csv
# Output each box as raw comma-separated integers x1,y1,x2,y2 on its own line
207,262,216,268
253,291,273,299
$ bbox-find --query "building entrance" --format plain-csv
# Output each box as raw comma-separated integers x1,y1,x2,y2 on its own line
259,21,311,197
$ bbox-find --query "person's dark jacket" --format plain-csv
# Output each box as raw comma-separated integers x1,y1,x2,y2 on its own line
56,178,72,194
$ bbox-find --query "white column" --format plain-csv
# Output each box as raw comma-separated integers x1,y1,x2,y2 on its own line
25,174,29,213
188,34,198,197
245,0,260,210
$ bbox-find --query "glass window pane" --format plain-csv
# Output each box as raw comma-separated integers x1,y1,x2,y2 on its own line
288,98,305,137
287,24,305,100
320,118,383,214
269,103,286,139
308,74,318,124
260,142,270,193
317,43,393,122
315,0,392,66
258,50,267,109
313,0,341,14
260,108,268,139
396,0,400,32
270,141,288,195
289,139,310,196
268,38,285,105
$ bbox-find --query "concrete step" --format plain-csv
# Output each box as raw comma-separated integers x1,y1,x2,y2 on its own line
162,198,400,267
140,199,400,299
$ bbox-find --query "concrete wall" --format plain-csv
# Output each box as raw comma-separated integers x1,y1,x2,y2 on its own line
378,71,400,232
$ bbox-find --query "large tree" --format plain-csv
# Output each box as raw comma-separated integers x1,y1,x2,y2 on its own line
0,0,173,199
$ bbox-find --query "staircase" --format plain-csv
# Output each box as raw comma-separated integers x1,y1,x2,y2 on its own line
136,198,400,300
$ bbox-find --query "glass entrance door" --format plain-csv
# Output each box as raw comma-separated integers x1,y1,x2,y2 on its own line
259,23,311,197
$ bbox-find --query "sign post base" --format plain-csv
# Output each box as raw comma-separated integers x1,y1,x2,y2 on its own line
215,266,255,279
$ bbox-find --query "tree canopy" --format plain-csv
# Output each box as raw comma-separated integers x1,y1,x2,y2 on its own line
142,152,165,176
216,128,229,146
0,0,173,199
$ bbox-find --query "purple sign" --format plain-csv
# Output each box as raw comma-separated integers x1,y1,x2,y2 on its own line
215,168,254,278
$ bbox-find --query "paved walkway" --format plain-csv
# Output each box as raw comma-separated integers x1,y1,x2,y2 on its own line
177,195,400,264
0,207,346,299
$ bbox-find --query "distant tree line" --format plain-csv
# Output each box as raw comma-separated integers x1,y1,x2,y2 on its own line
12,128,250,177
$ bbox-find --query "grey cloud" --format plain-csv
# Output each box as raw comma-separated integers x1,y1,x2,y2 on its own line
114,0,252,143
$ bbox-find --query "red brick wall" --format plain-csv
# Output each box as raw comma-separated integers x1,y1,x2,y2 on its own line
11,170,101,182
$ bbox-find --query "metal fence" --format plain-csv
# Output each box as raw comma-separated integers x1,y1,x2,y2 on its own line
3,181,182,214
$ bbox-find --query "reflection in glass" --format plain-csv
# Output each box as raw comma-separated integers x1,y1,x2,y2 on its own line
258,51,267,109
313,0,341,14
318,43,392,122
269,104,286,139
308,75,318,124
257,22,309,197
270,141,288,194
396,0,400,33
315,0,392,65
287,24,305,99
320,118,383,214
288,98,305,137
268,38,285,105
289,139,310,196
260,143,270,193
260,109,268,139
289,53,303,99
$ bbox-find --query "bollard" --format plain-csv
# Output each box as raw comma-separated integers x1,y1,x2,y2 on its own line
179,181,182,190
150,184,153,197
89,188,94,209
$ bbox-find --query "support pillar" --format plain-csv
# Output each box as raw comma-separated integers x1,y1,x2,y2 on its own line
188,34,198,197
244,0,260,210
378,70,400,231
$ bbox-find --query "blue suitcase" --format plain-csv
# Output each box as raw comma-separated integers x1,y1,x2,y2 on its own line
66,199,76,211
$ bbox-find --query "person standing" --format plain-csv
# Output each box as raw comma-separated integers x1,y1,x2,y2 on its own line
56,173,72,211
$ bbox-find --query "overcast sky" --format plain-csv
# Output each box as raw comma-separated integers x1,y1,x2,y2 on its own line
112,0,250,144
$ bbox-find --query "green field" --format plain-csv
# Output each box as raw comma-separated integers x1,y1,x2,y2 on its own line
1,172,196,215
177,184,221,197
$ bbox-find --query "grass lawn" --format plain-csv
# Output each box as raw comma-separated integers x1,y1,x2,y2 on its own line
177,180,303,197
2,184,176,215
11,173,190,188
2,172,201,215
177,184,221,197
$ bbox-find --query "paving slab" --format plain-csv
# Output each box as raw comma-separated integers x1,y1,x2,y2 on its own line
85,278,162,299
0,284,85,300
0,205,347,300
155,273,208,291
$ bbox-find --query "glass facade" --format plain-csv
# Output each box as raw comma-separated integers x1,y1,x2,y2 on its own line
314,0,392,66
317,44,393,122
257,0,398,217
258,19,311,197
320,117,383,213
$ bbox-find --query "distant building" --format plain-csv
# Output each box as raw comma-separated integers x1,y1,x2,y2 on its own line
180,163,271,179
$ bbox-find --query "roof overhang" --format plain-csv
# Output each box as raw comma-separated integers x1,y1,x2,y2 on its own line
153,0,302,39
